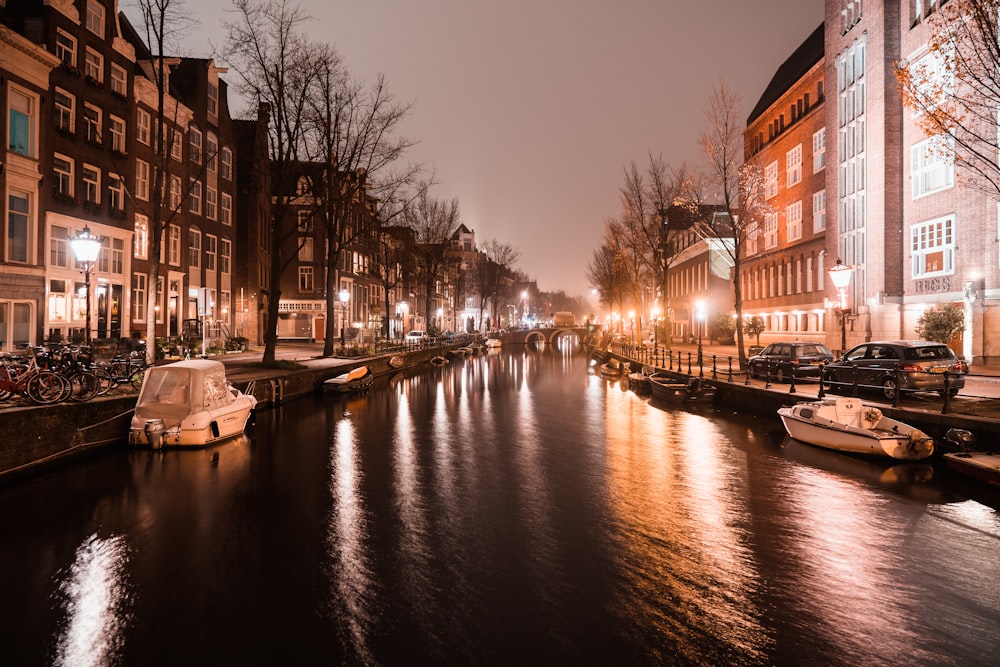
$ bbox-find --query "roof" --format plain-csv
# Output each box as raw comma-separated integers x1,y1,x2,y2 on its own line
747,23,824,125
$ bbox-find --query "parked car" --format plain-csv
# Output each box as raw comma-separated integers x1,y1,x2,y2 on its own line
823,340,968,400
404,330,429,344
747,342,834,382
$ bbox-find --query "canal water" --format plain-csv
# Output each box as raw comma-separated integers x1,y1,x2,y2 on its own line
1,344,998,666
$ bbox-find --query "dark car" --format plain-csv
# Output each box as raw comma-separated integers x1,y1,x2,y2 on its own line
823,340,968,400
747,342,834,383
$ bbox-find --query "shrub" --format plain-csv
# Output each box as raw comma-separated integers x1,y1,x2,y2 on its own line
916,305,964,344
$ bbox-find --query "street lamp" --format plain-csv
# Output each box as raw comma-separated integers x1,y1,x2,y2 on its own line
828,258,854,354
70,225,102,345
695,300,706,375
521,290,529,327
339,289,350,347
651,306,659,348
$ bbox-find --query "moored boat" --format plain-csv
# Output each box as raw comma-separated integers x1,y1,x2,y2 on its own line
388,355,405,369
648,374,715,404
777,397,934,461
599,358,624,378
129,359,257,449
943,451,1000,488
323,365,374,394
430,355,450,366
485,338,502,349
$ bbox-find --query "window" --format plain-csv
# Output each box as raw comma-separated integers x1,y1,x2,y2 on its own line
189,126,202,163
910,47,953,114
206,133,218,172
170,126,182,161
133,273,147,321
189,179,202,214
137,108,150,145
297,210,312,232
110,238,124,275
134,215,148,260
54,154,74,197
84,48,103,83
109,173,124,211
299,236,313,262
911,136,955,198
911,216,954,277
205,234,217,271
86,0,105,37
205,187,217,220
6,191,30,263
50,225,70,268
813,190,826,232
168,225,181,265
8,88,36,158
764,212,778,249
220,238,231,274
82,164,100,204
299,266,314,292
220,193,232,225
110,63,127,96
813,128,826,172
786,201,803,241
55,89,75,133
135,159,150,201
82,104,101,144
55,30,76,67
220,146,233,180
207,81,219,118
786,144,803,186
109,115,125,153
765,161,778,198
189,228,201,268
169,175,181,209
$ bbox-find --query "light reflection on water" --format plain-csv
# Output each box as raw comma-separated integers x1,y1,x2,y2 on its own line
1,346,998,665
54,534,130,667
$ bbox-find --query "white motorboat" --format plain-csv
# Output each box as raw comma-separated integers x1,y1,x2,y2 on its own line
129,359,257,448
323,365,374,394
485,338,502,349
777,397,934,461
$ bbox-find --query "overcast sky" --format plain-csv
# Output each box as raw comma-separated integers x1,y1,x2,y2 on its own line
143,0,825,300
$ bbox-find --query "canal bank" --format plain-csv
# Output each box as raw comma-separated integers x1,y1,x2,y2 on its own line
3,336,1000,484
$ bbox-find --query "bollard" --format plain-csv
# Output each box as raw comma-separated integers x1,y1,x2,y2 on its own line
788,367,797,394
892,365,901,408
687,352,692,375
727,357,733,383
817,363,826,398
711,355,718,381
942,371,951,414
765,361,772,389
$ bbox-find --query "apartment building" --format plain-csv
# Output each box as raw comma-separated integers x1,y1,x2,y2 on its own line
822,0,999,363
742,25,831,349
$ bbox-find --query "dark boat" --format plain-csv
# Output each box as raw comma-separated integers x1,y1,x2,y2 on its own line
648,374,715,405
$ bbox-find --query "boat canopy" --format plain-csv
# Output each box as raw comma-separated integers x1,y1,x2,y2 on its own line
135,359,237,421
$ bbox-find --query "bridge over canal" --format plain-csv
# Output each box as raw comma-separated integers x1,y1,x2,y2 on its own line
508,326,594,345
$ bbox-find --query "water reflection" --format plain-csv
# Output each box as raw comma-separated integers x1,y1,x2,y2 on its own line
54,534,130,667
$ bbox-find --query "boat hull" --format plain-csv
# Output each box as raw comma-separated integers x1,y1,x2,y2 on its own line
129,399,256,448
943,451,1000,487
778,400,934,461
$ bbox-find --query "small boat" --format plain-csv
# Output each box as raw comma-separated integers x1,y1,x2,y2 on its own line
430,355,450,366
599,358,624,378
777,397,934,461
648,374,715,404
388,355,405,369
129,359,257,448
485,338,502,349
940,428,1000,488
625,365,654,396
323,365,374,394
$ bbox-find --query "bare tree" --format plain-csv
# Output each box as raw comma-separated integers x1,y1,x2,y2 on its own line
403,186,462,333
126,0,197,363
223,0,319,362
896,0,1000,196
302,45,419,355
476,240,520,329
693,80,768,368
586,240,628,329
648,159,696,349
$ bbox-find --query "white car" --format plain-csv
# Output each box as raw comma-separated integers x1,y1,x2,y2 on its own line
404,330,429,344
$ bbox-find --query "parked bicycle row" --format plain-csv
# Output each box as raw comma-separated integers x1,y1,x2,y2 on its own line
0,344,148,406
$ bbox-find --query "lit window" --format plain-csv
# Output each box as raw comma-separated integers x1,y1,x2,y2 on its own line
813,128,826,172
299,236,313,262
786,201,803,241
8,88,36,158
50,225,69,268
911,216,954,277
169,225,181,266
134,215,148,260
133,273,147,321
299,266,314,292
763,212,778,249
765,161,778,199
813,190,826,232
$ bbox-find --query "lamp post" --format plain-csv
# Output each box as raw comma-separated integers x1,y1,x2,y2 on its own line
521,290,529,327
70,226,102,345
651,306,659,348
695,300,706,374
828,258,854,355
339,289,350,347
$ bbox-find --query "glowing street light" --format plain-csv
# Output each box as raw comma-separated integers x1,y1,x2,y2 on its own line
695,300,707,376
339,289,350,347
70,226,102,345
828,258,854,354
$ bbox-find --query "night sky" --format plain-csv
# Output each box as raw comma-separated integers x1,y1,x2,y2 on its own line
136,0,826,299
